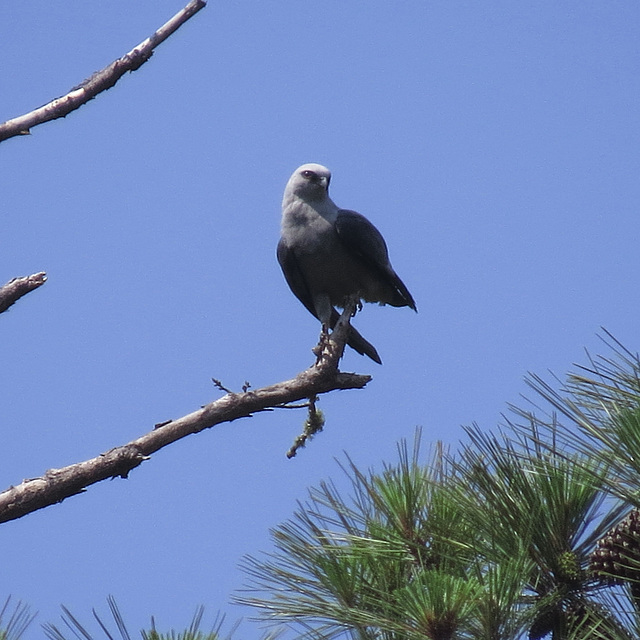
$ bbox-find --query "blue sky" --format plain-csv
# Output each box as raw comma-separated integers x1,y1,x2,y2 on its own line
1,1,639,637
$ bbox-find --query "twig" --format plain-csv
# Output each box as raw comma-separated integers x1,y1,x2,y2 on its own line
0,0,206,143
212,378,234,394
0,272,47,314
0,312,371,524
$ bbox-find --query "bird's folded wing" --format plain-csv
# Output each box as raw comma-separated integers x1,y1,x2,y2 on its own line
334,209,390,269
276,238,318,319
335,210,417,311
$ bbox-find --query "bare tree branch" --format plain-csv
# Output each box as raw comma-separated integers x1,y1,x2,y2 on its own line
0,272,47,314
0,0,206,143
0,302,371,524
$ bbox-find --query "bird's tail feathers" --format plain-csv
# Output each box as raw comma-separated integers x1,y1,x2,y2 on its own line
390,272,417,312
329,308,382,364
347,327,382,364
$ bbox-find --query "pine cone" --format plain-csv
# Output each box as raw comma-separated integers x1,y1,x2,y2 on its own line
590,509,640,584
557,550,582,583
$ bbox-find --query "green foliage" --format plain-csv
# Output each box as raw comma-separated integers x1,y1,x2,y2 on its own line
43,598,231,640
239,335,640,640
142,606,222,640
526,332,640,505
0,598,35,640
239,433,537,639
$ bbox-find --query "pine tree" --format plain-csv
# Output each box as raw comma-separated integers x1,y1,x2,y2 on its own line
238,335,640,640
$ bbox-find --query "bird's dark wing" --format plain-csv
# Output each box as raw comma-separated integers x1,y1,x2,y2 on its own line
277,238,318,319
277,237,382,364
334,210,417,311
334,210,390,268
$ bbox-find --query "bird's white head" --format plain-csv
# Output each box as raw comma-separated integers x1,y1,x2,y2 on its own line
284,163,332,204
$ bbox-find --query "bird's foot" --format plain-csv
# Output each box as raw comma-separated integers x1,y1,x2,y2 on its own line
312,324,332,365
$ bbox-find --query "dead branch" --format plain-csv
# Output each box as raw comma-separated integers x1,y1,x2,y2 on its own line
0,303,371,524
0,272,47,314
0,0,206,143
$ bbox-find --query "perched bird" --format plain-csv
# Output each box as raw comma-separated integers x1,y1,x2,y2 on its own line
277,163,416,364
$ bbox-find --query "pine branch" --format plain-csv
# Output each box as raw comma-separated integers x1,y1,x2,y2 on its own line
0,303,371,524
0,0,206,143
0,272,47,314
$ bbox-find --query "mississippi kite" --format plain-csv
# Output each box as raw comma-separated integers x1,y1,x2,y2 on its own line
277,163,416,364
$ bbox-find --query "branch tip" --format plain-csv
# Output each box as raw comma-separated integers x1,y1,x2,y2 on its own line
0,272,48,314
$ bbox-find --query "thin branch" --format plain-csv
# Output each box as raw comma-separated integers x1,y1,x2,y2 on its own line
0,304,371,524
0,272,47,314
0,0,206,143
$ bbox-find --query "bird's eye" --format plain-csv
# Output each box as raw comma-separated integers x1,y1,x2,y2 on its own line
301,170,315,179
